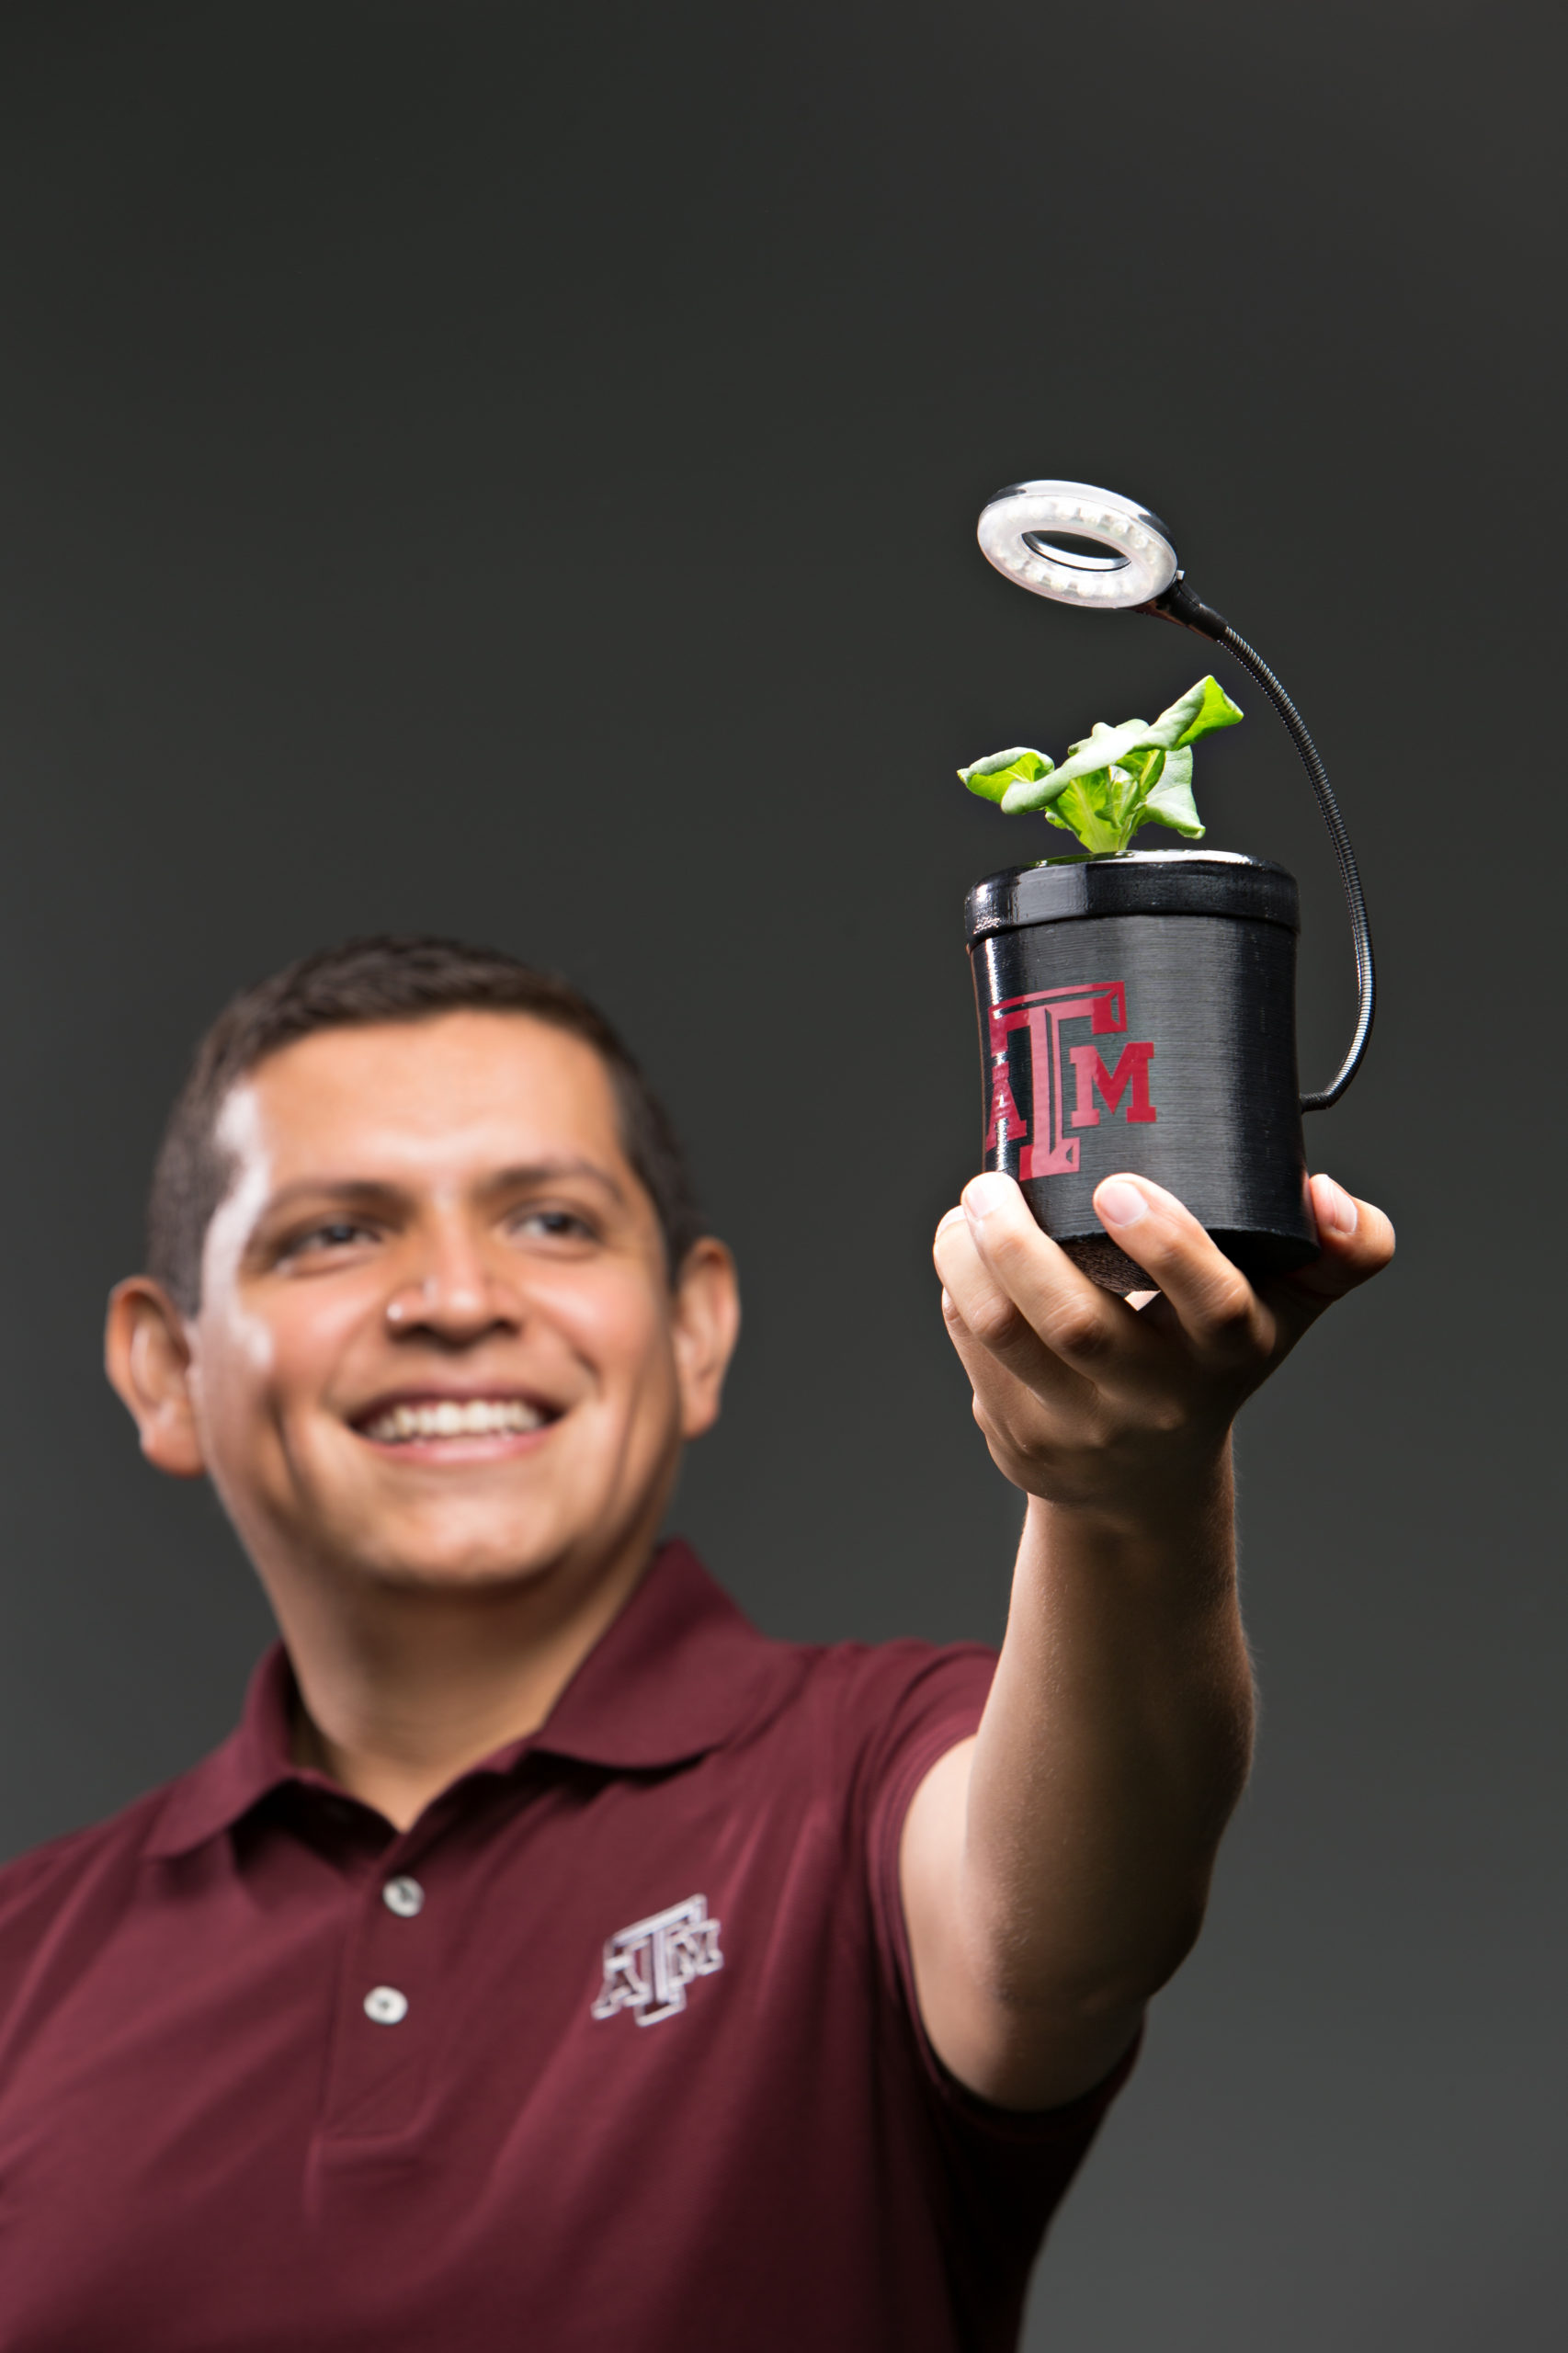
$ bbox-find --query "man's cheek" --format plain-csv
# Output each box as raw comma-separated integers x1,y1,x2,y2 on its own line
261,1291,376,1416
193,1288,280,1415
533,1266,657,1347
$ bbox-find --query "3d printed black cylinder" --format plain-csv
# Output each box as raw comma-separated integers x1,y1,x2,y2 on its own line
964,849,1317,1294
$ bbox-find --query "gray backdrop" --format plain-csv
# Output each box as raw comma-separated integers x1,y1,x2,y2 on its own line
0,4,1562,2347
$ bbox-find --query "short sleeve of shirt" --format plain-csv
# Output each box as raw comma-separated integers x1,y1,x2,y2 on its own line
829,1639,1138,2342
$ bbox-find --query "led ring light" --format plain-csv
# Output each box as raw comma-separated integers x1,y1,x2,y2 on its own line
974,477,1375,1110
976,481,1180,611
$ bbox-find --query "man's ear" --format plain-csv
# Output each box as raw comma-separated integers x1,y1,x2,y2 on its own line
671,1238,742,1442
104,1278,208,1479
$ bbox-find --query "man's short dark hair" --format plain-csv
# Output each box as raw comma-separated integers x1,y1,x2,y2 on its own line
146,935,705,1314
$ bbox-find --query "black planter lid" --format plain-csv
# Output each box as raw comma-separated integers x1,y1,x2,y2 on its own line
964,849,1300,944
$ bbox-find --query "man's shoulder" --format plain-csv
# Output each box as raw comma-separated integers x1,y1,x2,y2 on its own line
779,1627,997,1713
552,1540,997,1779
726,1618,999,1786
0,1771,199,1934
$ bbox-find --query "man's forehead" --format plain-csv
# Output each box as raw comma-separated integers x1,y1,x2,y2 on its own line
216,1012,626,1186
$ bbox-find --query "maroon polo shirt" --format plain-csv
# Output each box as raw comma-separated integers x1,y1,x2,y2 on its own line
0,1541,1132,2351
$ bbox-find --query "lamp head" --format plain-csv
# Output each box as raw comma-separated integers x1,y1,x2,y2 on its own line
976,479,1180,611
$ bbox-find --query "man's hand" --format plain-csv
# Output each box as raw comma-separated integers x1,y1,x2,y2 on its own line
901,1170,1393,2112
932,1168,1395,1523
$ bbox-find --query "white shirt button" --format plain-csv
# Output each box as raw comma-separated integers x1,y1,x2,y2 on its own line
382,1876,425,1918
363,1984,409,2026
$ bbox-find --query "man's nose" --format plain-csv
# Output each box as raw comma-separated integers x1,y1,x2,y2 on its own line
383,1224,523,1345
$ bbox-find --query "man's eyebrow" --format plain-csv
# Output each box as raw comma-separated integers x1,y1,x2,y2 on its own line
483,1159,629,1203
254,1159,629,1221
254,1177,408,1221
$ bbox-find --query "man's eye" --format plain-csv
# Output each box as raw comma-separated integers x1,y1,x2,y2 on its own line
289,1221,378,1256
512,1207,595,1243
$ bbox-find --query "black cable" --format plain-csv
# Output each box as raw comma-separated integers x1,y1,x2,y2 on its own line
1142,578,1375,1110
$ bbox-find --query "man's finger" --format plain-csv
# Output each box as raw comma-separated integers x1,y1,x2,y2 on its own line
938,1279,1085,1453
1088,1174,1272,1367
1262,1175,1396,1338
933,1203,1096,1410
940,1174,1164,1392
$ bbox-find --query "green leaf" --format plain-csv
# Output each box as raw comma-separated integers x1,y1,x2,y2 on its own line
958,674,1235,853
1036,717,1153,791
1146,673,1243,750
1137,743,1205,837
1040,674,1241,785
999,771,1069,814
957,745,1062,811
1044,767,1132,854
1118,743,1166,793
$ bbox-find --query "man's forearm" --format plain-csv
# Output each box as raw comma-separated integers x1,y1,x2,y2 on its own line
961,1446,1254,2024
910,1166,1391,2107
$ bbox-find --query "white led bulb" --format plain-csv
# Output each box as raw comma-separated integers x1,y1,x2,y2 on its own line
976,481,1180,610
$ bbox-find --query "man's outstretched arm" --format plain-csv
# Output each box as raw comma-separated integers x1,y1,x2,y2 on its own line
901,1167,1394,2111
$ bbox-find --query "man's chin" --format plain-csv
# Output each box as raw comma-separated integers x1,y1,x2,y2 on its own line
343,1544,569,1597
316,1507,582,1597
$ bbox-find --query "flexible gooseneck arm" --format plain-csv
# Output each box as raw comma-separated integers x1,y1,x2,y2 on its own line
1145,576,1375,1111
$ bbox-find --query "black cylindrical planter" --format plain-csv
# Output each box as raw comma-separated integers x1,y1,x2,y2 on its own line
965,849,1316,1294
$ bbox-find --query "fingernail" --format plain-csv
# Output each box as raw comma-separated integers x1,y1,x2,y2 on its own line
1317,1176,1358,1236
936,1205,966,1234
1096,1177,1148,1229
963,1173,1012,1222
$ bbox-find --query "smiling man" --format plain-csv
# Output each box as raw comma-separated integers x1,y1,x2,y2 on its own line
0,935,1392,2352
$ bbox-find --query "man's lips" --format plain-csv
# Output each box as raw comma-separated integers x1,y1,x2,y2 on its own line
350,1390,563,1452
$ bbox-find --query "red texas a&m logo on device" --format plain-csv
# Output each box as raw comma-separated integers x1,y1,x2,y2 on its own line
985,980,1156,1177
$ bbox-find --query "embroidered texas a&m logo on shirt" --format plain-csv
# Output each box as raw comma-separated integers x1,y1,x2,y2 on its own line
984,978,1156,1178
590,1894,724,2028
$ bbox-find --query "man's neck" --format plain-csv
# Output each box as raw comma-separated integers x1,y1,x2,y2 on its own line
274,1536,654,1831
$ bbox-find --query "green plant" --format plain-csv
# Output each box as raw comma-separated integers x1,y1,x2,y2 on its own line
958,673,1242,856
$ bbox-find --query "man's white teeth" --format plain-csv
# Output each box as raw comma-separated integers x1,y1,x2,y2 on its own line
364,1398,547,1443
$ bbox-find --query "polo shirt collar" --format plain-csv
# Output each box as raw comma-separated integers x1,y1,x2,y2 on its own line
144,1540,780,1860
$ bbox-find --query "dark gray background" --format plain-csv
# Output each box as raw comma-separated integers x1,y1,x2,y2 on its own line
0,3,1561,2345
